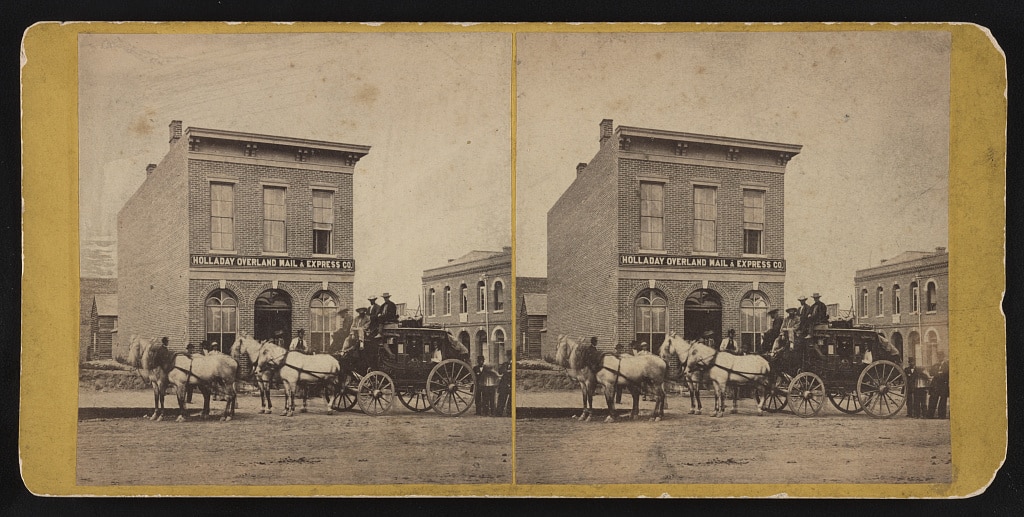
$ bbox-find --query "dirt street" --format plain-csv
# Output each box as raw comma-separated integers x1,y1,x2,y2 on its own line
76,389,512,486
515,390,952,485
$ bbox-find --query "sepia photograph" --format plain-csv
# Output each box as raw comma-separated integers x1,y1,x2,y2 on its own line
75,32,513,486
513,31,953,485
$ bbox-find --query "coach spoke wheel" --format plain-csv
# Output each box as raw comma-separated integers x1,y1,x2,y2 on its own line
427,359,477,417
336,379,358,411
357,371,395,416
828,386,863,414
763,372,789,413
398,387,433,412
788,372,825,417
857,360,907,418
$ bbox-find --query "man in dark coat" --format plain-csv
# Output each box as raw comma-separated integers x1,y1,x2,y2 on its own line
797,296,812,338
927,353,950,419
367,296,381,336
809,293,829,327
762,308,783,354
329,308,352,355
380,293,399,326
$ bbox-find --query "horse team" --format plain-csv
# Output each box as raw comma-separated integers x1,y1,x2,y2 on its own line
554,333,773,422
124,334,346,422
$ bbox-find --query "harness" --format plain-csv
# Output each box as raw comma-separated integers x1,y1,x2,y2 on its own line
172,354,209,385
260,347,338,383
690,350,766,383
598,354,645,388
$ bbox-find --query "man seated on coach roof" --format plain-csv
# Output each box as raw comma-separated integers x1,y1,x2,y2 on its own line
809,293,829,329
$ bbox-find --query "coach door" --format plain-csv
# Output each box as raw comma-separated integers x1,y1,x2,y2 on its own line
254,289,292,344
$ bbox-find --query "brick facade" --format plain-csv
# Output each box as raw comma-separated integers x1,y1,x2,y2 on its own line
549,119,800,354
117,121,368,355
854,248,949,369
422,248,512,366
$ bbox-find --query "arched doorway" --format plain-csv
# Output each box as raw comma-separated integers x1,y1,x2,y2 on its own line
492,328,506,365
908,331,921,363
458,331,471,358
255,289,292,344
475,330,488,363
890,331,904,360
684,289,722,343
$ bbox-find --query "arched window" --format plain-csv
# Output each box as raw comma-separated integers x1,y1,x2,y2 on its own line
493,328,506,364
428,288,436,316
910,281,920,313
477,280,487,312
493,281,504,311
475,330,488,362
876,286,884,316
309,291,338,353
740,291,769,353
860,289,868,319
924,330,940,366
892,284,901,315
443,286,452,315
926,281,938,312
205,289,237,353
459,283,469,314
635,289,668,354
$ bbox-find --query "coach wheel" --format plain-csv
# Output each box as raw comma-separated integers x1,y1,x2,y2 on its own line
397,387,433,412
856,360,907,418
357,371,395,416
762,372,789,413
788,372,825,417
334,376,358,411
827,386,863,414
427,359,477,417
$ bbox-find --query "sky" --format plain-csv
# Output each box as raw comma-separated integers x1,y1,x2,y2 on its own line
515,31,950,309
79,33,512,309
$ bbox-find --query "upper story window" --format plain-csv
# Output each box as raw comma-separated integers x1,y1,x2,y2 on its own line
926,281,938,312
210,182,234,251
893,284,901,315
263,186,287,252
443,286,452,315
459,284,469,314
694,186,717,253
743,189,765,255
312,190,333,255
910,281,920,313
477,281,487,312
640,182,664,250
860,288,869,318
876,286,884,316
493,281,504,311
427,288,436,317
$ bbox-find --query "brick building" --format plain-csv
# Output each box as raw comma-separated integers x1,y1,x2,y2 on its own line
515,276,548,360
548,119,800,356
116,120,369,356
854,247,949,368
421,248,511,365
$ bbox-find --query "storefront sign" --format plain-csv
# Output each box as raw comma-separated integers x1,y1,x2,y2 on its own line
619,254,785,271
191,254,355,272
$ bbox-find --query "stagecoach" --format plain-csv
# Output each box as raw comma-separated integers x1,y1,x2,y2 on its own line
332,323,477,417
761,322,907,418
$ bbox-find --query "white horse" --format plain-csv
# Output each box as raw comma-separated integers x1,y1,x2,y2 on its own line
658,333,704,415
255,341,340,417
684,341,772,417
587,349,668,423
123,336,173,421
553,335,598,421
166,351,238,422
231,335,278,414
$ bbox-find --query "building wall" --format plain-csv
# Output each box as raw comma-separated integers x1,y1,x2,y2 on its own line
88,311,117,361
547,138,619,349
79,277,116,362
117,139,191,355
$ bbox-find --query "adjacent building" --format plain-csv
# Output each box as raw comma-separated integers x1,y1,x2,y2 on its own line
116,120,369,357
80,277,117,362
421,248,511,365
87,294,118,361
516,276,548,360
548,119,801,355
854,247,949,368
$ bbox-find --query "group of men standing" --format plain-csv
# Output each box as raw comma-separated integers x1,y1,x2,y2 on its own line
905,354,950,419
475,350,513,417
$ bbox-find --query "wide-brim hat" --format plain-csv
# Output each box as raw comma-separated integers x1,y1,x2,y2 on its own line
786,308,799,313
812,293,821,298
702,330,715,337
767,309,781,316
382,292,391,298
368,296,378,301
356,307,368,313
797,296,808,301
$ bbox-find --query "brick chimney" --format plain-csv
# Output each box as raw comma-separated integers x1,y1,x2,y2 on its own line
146,164,157,175
169,120,182,145
576,162,588,176
935,246,947,253
502,246,511,254
599,119,613,143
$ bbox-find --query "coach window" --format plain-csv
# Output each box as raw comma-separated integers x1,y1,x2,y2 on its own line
926,281,938,312
740,291,768,353
635,289,667,355
263,186,287,253
310,291,338,353
742,189,765,255
876,286,884,316
444,286,452,315
892,284,901,315
640,182,664,251
205,289,237,353
493,280,504,311
312,189,334,255
210,182,235,251
694,185,717,253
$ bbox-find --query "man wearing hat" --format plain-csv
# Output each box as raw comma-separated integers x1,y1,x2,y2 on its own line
380,292,399,327
797,296,812,338
809,293,829,328
340,307,370,359
367,295,382,336
781,307,801,345
702,329,717,350
329,308,353,355
720,329,739,354
762,308,784,354
289,328,308,352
